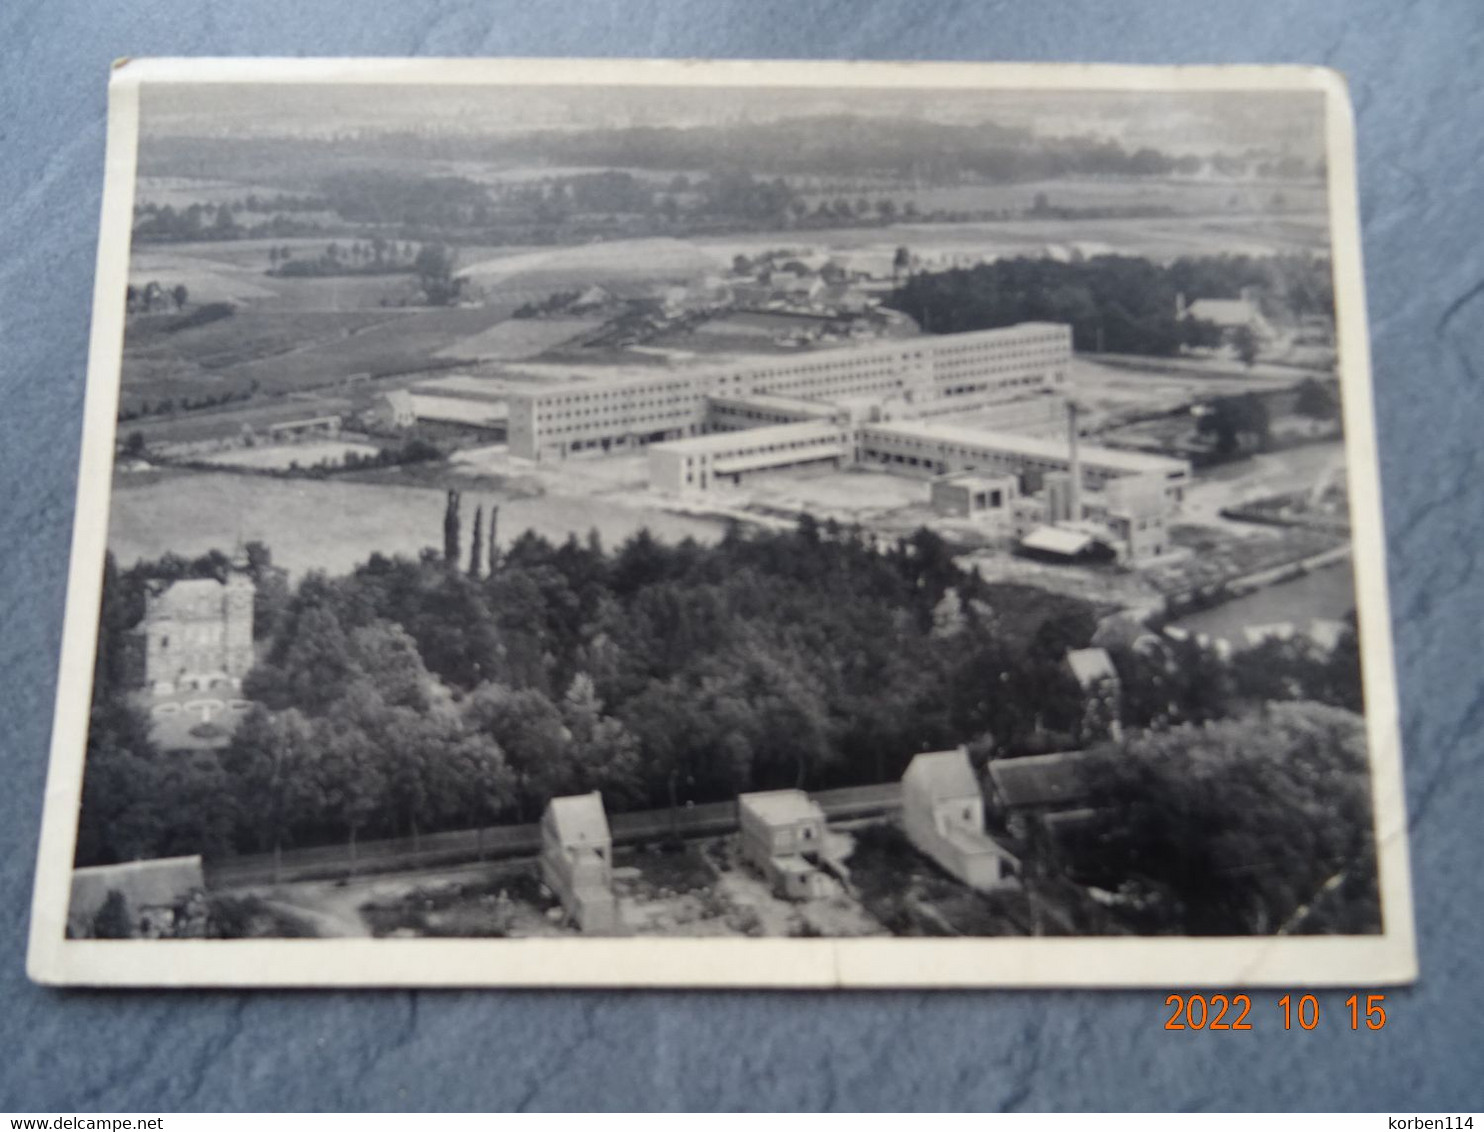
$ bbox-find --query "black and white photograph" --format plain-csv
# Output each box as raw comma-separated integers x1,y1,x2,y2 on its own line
28,58,1414,987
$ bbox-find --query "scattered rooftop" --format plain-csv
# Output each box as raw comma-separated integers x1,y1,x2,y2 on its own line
546,792,612,847
1019,526,1098,557
902,749,981,803
1066,647,1119,689
739,789,825,826
69,856,205,935
987,751,1103,810
864,420,1191,476
651,419,846,459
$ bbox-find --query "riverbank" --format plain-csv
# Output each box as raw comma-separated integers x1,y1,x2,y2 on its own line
1170,554,1356,646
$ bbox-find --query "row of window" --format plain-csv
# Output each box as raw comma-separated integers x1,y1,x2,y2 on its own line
683,433,847,466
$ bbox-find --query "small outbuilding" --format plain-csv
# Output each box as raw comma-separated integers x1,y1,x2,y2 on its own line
738,789,838,901
540,792,623,934
373,389,417,430
985,750,1105,844
1065,646,1124,742
1016,525,1115,564
930,473,1019,521
901,749,1018,891
68,855,207,939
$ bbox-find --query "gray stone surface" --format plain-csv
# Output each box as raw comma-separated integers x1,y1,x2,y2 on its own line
1,0,1480,1111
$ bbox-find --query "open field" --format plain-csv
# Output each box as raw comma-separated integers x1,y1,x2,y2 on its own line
107,470,725,578
461,236,724,288
197,440,381,469
798,175,1326,218
123,304,520,414
124,308,407,380
434,314,604,360
223,305,513,390
1180,440,1344,526
126,396,360,447
694,211,1329,276
135,176,306,208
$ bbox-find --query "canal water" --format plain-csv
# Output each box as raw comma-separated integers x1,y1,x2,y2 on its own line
1171,559,1357,648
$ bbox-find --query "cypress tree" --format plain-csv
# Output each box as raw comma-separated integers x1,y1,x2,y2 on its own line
443,488,461,566
469,505,484,578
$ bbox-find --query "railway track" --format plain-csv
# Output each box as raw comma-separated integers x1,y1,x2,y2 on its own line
207,782,902,889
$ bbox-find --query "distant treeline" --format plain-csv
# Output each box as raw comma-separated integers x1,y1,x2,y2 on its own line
887,253,1334,356
133,200,331,243
139,115,1324,186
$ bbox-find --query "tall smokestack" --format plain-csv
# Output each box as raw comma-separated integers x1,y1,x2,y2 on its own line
1067,401,1082,522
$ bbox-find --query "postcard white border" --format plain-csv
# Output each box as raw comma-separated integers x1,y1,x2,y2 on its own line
28,57,1416,988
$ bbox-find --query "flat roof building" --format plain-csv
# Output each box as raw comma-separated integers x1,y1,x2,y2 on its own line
506,322,1071,461
859,420,1190,483
650,420,852,495
738,789,841,901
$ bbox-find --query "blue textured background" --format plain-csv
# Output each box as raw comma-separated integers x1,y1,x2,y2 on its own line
2,0,1481,1112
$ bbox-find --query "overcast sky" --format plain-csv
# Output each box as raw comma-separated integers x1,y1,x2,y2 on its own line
140,80,1325,159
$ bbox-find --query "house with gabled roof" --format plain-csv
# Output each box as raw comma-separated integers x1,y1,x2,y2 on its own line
901,749,1018,891
540,792,623,934
985,749,1107,846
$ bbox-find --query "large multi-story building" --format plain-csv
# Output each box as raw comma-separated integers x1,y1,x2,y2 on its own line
506,369,704,460
649,421,854,494
505,322,1072,461
137,574,255,695
501,320,1188,564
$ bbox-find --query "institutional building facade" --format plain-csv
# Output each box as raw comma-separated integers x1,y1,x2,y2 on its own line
506,322,1072,461
855,421,1190,505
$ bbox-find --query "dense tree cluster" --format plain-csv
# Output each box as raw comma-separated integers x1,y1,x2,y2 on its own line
1065,701,1379,935
887,253,1334,356
132,199,334,244
319,171,495,229
1197,393,1273,456
78,522,1109,868
267,237,418,278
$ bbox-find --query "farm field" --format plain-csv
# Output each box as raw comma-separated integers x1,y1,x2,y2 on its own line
122,304,522,413
134,176,306,208
797,175,1327,218
460,236,725,288
220,305,512,391
693,211,1329,275
125,308,407,371
198,440,381,469
126,396,360,447
434,314,605,360
107,470,725,578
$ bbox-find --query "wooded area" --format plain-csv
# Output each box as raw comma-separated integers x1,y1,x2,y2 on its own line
886,253,1334,356
78,516,1372,935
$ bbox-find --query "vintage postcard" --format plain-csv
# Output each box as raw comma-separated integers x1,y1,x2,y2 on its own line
28,58,1415,987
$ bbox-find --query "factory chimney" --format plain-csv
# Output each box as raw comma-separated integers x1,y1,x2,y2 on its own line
1067,400,1082,522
